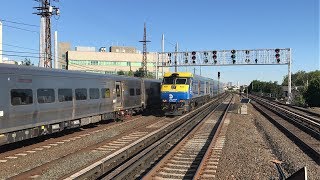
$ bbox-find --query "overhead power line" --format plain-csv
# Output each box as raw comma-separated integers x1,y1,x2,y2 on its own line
0,43,39,51
2,24,39,33
0,19,39,27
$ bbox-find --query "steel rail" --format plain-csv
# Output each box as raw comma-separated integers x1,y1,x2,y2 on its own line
142,95,233,179
193,95,233,179
63,94,228,179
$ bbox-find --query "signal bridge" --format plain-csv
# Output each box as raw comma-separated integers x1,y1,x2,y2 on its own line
157,48,290,67
155,48,292,103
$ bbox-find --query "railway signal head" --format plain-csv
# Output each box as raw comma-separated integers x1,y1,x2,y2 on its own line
275,49,280,63
192,51,196,63
231,49,236,63
212,50,217,63
245,50,250,54
218,71,220,78
255,59,258,63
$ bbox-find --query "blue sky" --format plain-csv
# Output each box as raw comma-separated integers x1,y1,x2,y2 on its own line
0,0,319,85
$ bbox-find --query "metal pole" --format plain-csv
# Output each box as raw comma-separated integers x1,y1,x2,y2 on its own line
161,34,164,76
54,31,58,69
174,42,178,72
156,54,159,79
218,78,220,95
288,48,292,104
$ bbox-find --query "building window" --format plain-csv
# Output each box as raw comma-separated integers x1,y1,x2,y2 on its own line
75,88,87,100
101,88,110,98
89,88,100,99
11,89,33,105
129,88,135,96
58,89,73,102
37,89,55,103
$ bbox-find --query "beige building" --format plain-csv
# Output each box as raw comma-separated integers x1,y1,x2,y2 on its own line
65,45,168,78
58,42,71,69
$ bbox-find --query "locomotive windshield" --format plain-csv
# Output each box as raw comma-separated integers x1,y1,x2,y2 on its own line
163,77,189,85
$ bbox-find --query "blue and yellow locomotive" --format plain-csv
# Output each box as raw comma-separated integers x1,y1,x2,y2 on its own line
161,72,219,116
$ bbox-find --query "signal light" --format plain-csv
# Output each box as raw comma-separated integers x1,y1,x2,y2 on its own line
231,49,236,64
184,52,189,64
204,52,208,56
168,53,172,57
192,51,196,63
218,71,220,78
212,50,217,64
245,50,250,54
255,59,258,63
275,49,280,63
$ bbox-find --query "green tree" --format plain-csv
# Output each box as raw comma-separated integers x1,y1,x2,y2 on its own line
304,77,320,107
134,68,146,77
127,70,134,77
117,70,125,75
20,58,33,66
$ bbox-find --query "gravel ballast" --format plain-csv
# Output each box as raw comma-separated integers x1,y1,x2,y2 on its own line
215,95,319,179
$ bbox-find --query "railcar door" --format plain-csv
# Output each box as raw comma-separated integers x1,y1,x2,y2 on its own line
115,81,123,108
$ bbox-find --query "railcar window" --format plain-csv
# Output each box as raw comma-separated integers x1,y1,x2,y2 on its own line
89,88,100,99
101,88,111,98
11,89,33,105
176,78,187,84
163,77,175,84
37,89,55,103
129,88,135,96
136,88,141,95
58,89,72,102
75,88,87,100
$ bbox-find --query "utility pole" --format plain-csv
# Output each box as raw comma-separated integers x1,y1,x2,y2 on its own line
161,34,164,76
34,0,59,68
139,23,151,78
174,42,178,72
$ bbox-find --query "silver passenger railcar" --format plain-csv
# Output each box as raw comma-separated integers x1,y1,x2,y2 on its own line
0,64,161,145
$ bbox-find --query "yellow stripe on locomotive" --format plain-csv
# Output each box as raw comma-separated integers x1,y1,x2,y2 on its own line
163,72,193,78
161,84,189,92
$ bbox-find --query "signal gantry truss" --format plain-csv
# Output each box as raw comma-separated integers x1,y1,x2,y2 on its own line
157,48,291,67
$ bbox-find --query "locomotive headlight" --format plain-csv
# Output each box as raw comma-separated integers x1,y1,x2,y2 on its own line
162,99,167,102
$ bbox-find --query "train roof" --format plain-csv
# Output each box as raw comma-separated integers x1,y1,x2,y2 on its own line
163,72,215,81
0,63,157,81
163,72,193,78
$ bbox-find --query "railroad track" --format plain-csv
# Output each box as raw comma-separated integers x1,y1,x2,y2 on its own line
0,114,168,179
144,95,233,179
249,95,320,135
250,95,320,164
62,94,229,179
